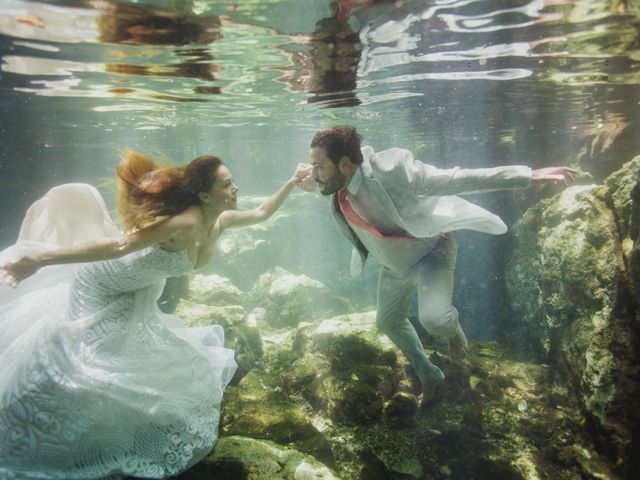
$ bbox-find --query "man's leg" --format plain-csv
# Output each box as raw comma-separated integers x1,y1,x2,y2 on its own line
376,267,444,404
416,235,468,363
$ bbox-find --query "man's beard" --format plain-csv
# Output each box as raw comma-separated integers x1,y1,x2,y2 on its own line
318,170,346,196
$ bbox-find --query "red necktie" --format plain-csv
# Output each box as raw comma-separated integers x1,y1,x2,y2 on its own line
338,190,414,240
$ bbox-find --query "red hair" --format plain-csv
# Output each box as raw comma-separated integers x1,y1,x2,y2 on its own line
116,149,222,230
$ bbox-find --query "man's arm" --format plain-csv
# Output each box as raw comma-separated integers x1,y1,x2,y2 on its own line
417,164,533,195
408,156,577,195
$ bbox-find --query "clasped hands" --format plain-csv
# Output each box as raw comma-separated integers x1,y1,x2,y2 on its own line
292,163,317,192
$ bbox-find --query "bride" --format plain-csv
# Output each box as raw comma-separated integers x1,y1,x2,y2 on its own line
0,150,313,479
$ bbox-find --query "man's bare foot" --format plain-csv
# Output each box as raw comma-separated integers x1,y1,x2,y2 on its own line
448,325,468,363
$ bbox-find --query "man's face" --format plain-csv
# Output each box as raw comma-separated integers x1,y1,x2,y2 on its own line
310,146,347,196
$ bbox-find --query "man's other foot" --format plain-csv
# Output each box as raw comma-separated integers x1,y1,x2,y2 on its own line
420,367,445,409
448,325,468,363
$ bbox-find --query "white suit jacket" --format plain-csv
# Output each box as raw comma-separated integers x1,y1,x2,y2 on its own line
330,146,532,276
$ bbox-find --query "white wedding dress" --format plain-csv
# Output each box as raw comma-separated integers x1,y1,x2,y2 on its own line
0,184,237,479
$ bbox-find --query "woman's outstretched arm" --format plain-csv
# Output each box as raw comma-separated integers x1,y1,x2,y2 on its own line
0,213,196,287
218,163,312,230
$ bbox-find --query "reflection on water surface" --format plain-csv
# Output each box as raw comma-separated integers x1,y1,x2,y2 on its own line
1,0,638,124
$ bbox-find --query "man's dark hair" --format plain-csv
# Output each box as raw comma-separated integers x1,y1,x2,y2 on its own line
310,125,363,165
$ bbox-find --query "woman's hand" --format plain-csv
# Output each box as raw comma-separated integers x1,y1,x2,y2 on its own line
0,255,41,288
219,163,316,230
291,163,317,192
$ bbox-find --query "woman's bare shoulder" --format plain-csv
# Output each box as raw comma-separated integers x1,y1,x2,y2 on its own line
164,208,202,234
135,209,200,238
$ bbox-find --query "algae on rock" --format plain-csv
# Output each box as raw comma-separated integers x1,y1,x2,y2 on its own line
505,156,640,473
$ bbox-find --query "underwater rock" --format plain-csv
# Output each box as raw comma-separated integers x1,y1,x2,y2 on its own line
605,154,640,304
358,447,422,479
382,392,419,427
423,343,618,480
226,323,264,383
179,435,339,480
188,273,246,306
251,267,352,328
176,299,247,327
306,370,385,426
221,368,334,465
291,312,404,426
505,156,640,473
506,183,622,357
293,312,398,366
283,352,331,392
219,324,614,479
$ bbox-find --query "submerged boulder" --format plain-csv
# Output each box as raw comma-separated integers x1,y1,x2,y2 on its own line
293,312,398,366
221,368,334,465
188,273,246,306
180,435,339,480
179,322,625,480
505,155,640,472
176,300,248,327
382,391,420,427
292,312,405,426
305,370,386,426
251,267,351,328
605,154,640,304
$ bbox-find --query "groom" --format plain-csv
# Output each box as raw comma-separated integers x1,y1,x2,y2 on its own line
308,125,575,407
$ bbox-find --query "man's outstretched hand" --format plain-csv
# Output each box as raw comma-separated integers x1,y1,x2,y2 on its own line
531,166,579,187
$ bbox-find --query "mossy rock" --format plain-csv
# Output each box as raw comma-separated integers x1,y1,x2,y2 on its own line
282,352,331,392
315,334,397,371
293,312,398,368
605,154,640,303
175,300,247,327
179,436,339,480
225,323,264,384
505,160,640,473
251,267,352,328
188,273,246,307
222,369,334,465
305,369,385,426
382,392,419,427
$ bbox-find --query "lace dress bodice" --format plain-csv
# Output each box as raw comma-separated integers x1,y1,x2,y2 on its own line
68,246,193,347
72,245,192,297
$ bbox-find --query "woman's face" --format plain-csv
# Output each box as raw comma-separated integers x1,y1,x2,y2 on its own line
209,165,238,210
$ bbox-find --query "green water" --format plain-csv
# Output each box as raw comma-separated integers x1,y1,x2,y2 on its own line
1,1,639,479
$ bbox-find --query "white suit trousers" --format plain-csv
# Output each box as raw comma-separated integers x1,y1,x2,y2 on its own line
375,234,459,383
